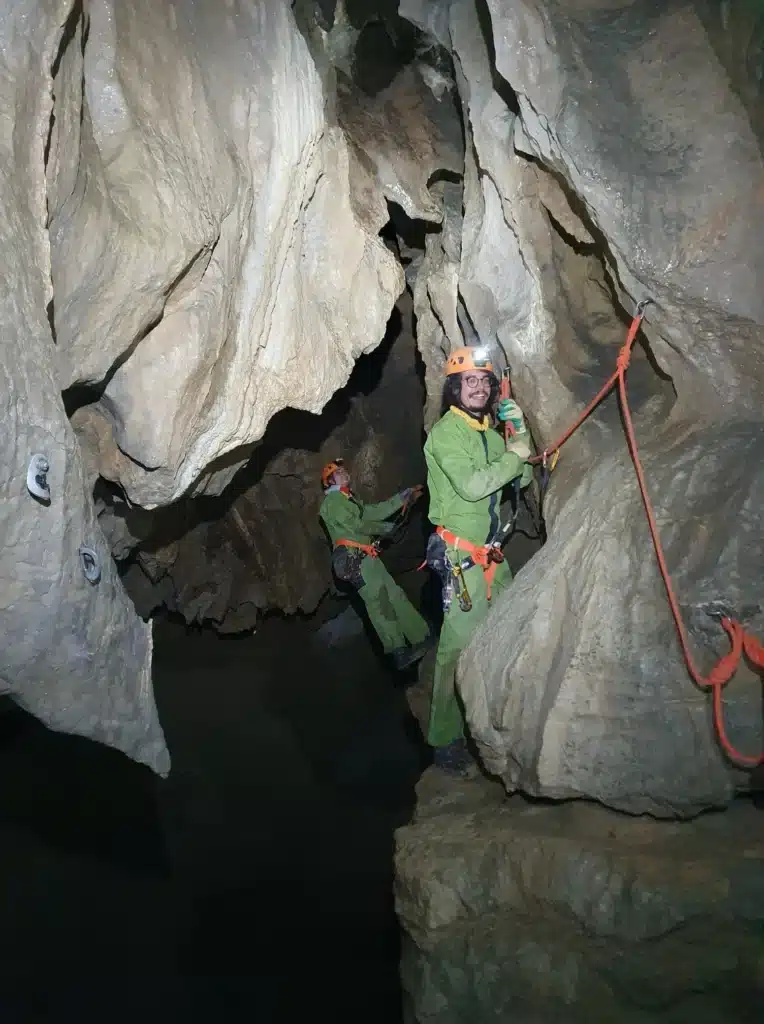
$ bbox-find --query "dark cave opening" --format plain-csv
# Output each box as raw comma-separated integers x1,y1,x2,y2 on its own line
0,607,426,1023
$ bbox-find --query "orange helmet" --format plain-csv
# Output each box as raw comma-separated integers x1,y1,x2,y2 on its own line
321,458,344,488
445,346,494,376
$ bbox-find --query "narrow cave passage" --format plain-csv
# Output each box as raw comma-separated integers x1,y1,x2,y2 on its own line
152,611,427,1022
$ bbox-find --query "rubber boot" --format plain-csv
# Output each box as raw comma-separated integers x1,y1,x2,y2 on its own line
432,738,475,778
391,634,435,671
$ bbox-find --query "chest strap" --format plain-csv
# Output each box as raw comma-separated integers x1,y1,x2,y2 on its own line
334,539,379,559
435,526,501,600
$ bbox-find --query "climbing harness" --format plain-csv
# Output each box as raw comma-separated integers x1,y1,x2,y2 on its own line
334,538,380,559
331,537,379,590
331,488,423,587
27,453,50,503
434,525,504,602
529,297,764,769
424,364,526,605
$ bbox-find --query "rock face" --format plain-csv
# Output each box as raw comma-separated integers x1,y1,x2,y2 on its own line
49,0,403,508
112,293,428,632
396,770,764,1023
437,0,764,815
0,1,167,774
2,0,425,767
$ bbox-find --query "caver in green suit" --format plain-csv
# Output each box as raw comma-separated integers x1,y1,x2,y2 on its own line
424,405,532,748
320,486,430,656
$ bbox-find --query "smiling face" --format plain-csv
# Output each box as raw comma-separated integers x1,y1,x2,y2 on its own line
459,370,494,415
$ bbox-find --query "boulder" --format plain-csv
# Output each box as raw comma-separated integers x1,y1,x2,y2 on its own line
396,768,764,1022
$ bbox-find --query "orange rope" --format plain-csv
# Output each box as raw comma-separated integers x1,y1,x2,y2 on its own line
531,305,764,768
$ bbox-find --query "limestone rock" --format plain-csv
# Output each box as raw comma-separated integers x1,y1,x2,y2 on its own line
396,769,764,1022
0,1,167,774
412,177,465,428
49,0,404,508
112,294,428,631
460,427,764,817
338,64,462,222
450,0,764,815
398,0,452,51
489,0,764,414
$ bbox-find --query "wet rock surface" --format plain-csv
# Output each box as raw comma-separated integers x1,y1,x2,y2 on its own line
396,769,764,1024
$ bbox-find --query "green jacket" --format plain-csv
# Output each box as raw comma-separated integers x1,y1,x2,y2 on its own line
424,406,532,546
319,488,405,546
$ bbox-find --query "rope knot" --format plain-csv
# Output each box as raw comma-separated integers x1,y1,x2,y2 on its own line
616,343,632,374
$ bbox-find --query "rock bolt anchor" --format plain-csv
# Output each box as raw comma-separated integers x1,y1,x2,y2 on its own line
27,453,51,503
78,545,101,585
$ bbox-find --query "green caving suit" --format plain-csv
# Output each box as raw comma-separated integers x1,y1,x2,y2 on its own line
319,488,430,654
424,406,532,748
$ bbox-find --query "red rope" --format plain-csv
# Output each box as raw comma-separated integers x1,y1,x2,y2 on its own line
531,308,764,768
500,371,516,444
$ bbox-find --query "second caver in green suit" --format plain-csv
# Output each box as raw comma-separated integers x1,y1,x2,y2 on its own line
320,485,430,659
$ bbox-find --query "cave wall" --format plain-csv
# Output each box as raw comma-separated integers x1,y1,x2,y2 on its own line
49,0,404,508
450,0,764,816
377,0,764,817
396,770,764,1023
2,0,454,766
0,0,166,773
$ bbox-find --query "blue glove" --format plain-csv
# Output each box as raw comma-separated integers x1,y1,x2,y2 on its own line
401,485,425,504
497,398,526,433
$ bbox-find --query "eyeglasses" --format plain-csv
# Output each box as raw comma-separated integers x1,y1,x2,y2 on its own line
463,375,492,389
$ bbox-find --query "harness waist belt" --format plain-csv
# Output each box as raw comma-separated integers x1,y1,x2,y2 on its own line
335,538,379,559
435,526,499,600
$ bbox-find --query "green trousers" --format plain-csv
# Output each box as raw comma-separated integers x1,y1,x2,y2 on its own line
427,557,512,748
359,556,430,653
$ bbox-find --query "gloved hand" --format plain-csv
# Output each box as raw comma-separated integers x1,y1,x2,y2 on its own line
402,484,425,504
506,436,531,460
497,398,526,433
